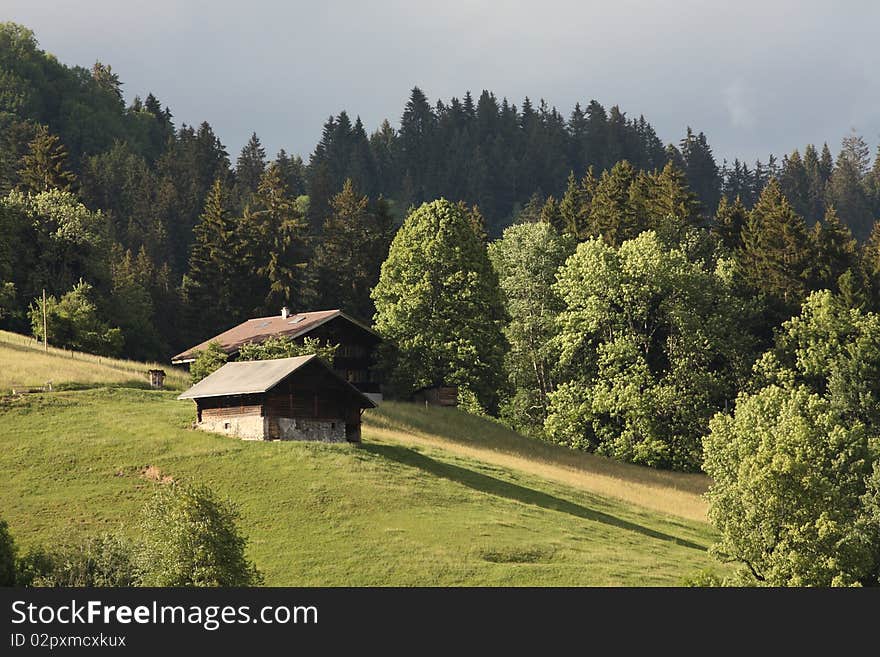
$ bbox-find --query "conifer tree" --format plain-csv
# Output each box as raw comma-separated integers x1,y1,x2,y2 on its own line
819,143,834,182
586,160,637,245
558,170,594,239
647,161,702,236
827,132,873,239
18,126,77,193
274,149,306,198
803,144,827,224
181,178,243,339
235,132,266,196
539,196,564,234
712,195,749,251
245,164,310,312
739,179,812,318
810,206,857,293
860,220,880,310
312,179,392,320
679,127,721,213
780,150,811,221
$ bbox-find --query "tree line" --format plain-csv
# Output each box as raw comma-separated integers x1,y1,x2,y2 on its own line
2,22,879,364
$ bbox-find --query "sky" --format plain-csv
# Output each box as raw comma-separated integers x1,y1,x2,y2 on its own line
6,1,880,165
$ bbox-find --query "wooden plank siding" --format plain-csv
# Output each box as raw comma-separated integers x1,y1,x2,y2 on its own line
195,361,365,424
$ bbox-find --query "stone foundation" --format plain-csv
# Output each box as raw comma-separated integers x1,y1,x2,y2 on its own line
197,415,348,442
270,417,346,442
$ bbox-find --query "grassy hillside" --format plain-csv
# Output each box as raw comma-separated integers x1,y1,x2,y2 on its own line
0,336,725,585
0,330,189,393
370,402,709,522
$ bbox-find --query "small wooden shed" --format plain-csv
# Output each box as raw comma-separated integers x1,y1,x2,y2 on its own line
148,369,166,389
412,385,459,407
177,355,376,442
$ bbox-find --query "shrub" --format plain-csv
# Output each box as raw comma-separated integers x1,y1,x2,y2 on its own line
136,483,262,587
0,518,17,586
190,341,228,383
26,536,137,587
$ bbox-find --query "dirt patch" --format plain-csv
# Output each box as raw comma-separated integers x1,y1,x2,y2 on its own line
480,546,555,564
140,465,174,484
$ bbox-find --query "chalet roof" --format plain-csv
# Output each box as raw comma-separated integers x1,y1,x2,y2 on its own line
177,355,376,408
171,309,379,364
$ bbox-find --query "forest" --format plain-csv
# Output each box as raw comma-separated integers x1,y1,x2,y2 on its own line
1,22,880,586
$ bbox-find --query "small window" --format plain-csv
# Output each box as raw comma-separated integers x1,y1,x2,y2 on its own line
331,422,336,429
224,422,231,430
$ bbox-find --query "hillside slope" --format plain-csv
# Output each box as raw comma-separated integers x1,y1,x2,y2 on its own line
368,402,709,522
0,330,189,392
0,338,723,585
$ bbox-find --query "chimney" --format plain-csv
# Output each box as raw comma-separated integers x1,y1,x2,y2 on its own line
281,306,290,319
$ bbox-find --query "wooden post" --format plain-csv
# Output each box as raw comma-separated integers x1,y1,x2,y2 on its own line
42,288,48,352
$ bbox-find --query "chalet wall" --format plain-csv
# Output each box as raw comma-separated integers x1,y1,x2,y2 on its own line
199,414,266,441
269,417,346,442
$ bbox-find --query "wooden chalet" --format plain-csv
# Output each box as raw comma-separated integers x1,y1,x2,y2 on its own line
178,355,376,442
171,308,383,401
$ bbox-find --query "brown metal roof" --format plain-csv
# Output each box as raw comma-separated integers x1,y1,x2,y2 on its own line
177,354,376,408
171,309,378,364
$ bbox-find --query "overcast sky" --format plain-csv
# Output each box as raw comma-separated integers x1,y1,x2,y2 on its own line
6,1,879,165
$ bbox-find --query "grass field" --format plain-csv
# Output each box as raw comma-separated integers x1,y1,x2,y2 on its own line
0,330,190,393
0,330,724,585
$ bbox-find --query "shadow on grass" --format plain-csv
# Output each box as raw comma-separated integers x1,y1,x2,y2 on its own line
363,443,707,552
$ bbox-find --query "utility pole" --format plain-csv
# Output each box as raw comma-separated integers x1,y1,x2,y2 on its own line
42,288,48,352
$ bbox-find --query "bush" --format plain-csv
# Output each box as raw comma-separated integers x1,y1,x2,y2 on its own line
15,547,54,587
28,280,123,356
190,341,228,383
136,483,263,587
237,336,338,363
0,518,17,586
26,536,136,587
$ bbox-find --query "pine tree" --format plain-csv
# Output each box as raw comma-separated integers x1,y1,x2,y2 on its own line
246,164,310,312
370,119,397,193
539,196,564,234
712,195,749,251
110,245,162,359
779,149,811,221
803,144,827,224
515,191,545,225
18,126,77,193
739,179,812,318
819,143,834,182
583,100,608,170
860,220,880,310
91,61,123,108
870,145,880,219
810,205,857,293
312,179,392,319
396,87,436,204
827,132,873,239
647,161,701,236
181,178,242,339
679,127,721,213
235,132,266,196
558,170,593,239
587,160,637,245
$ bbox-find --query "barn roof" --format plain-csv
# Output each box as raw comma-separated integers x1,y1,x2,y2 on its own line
177,355,376,408
171,309,379,364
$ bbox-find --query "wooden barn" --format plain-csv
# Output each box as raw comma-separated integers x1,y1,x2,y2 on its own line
171,308,383,402
412,385,459,407
177,355,376,442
